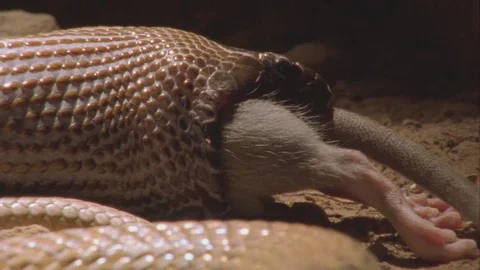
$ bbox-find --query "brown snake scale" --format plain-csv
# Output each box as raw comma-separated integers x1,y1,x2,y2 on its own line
0,27,382,269
0,26,245,220
0,219,379,270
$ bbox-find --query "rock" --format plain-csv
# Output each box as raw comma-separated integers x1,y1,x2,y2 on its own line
286,41,346,83
0,10,59,39
286,42,338,69
402,119,423,128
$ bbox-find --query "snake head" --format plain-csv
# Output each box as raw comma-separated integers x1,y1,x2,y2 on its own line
207,51,333,122
256,52,333,116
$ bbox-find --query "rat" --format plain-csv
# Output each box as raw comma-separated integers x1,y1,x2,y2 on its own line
221,99,479,261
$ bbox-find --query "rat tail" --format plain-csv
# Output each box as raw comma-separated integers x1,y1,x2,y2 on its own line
324,108,479,224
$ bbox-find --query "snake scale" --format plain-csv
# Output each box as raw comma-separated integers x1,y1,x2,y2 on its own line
0,26,478,269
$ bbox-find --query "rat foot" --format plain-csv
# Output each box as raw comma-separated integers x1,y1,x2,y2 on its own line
388,195,479,261
403,192,464,229
324,149,480,261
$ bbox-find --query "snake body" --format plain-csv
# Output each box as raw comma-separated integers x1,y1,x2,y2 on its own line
0,218,380,269
0,26,381,269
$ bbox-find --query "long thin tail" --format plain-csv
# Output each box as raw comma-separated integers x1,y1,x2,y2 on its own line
325,108,479,224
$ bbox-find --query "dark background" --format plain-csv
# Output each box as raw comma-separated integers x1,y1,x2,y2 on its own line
1,0,478,97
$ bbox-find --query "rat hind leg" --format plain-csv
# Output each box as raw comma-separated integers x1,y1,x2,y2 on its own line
221,99,479,261
317,147,478,261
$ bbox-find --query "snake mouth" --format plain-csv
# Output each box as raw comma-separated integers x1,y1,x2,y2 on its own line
253,52,333,119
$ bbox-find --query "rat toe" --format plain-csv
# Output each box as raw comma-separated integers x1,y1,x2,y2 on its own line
430,210,463,229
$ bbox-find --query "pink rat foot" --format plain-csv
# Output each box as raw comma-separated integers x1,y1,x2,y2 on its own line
403,191,464,230
326,149,480,261
390,193,480,261
384,189,479,261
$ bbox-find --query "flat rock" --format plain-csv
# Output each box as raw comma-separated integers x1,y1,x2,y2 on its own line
0,10,59,39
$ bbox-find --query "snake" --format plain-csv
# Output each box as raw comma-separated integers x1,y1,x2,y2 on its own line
0,26,478,269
